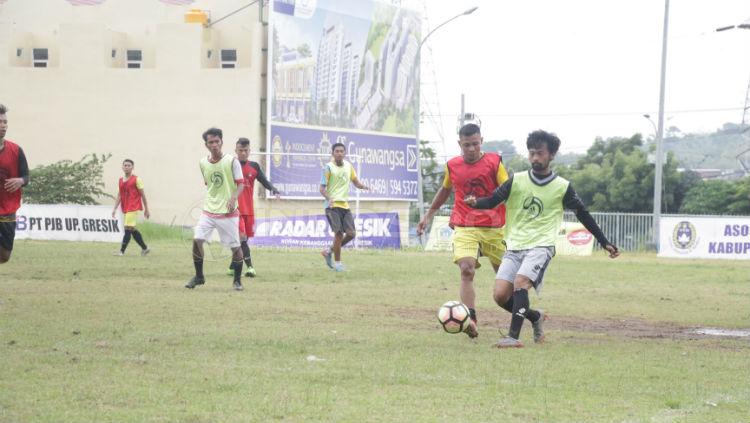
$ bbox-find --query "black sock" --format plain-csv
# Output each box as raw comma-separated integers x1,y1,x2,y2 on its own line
132,230,147,250
120,230,132,253
194,260,204,278
508,289,530,340
233,260,242,282
241,243,252,267
468,307,477,323
501,297,540,323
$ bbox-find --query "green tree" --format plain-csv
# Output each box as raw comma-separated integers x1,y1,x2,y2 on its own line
24,154,113,205
483,140,516,156
678,180,736,215
728,176,750,214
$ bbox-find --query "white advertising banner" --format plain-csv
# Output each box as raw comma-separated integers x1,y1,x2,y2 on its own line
15,204,124,243
659,216,750,260
424,216,453,251
555,222,594,256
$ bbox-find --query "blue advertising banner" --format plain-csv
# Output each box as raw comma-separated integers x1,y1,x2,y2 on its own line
268,0,421,201
248,211,401,249
268,124,418,200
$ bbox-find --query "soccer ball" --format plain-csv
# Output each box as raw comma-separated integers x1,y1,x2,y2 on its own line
437,301,471,334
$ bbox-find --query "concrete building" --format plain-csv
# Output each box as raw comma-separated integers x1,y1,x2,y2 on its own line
0,0,412,245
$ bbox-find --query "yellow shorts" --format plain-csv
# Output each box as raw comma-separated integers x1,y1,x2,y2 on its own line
124,211,140,227
452,226,505,269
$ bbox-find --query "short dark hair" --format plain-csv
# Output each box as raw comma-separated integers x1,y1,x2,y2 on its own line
236,137,250,147
459,123,481,138
0,104,7,114
202,127,223,142
527,130,561,156
331,142,345,153
123,159,134,166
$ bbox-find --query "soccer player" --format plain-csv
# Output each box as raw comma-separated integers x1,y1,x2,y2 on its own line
417,123,544,340
319,142,369,272
0,104,30,264
466,129,620,348
111,159,151,256
225,137,280,277
185,127,246,291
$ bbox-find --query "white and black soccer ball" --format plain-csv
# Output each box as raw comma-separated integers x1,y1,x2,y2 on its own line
437,301,471,334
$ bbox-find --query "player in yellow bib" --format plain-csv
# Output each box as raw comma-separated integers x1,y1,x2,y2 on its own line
319,142,369,272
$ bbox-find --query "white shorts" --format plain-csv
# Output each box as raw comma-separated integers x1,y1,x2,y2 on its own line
496,246,555,294
194,213,241,248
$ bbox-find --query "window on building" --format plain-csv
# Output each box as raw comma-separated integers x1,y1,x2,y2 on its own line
16,48,22,57
32,48,48,68
221,49,237,69
126,49,142,69
111,49,117,58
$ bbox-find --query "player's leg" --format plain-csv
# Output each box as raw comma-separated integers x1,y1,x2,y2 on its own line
452,227,481,338
216,215,244,291
227,216,246,275
0,219,15,264
117,225,134,255
491,246,542,327
322,208,341,269
241,215,256,277
186,215,212,288
340,209,356,247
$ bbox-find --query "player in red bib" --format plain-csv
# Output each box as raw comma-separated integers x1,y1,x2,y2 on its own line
0,104,30,264
111,159,151,256
226,138,280,277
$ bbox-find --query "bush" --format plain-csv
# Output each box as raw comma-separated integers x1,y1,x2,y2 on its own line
24,154,113,204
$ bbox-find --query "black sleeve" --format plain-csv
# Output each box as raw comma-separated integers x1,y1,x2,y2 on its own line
473,175,513,209
250,162,279,194
18,147,29,186
563,183,611,247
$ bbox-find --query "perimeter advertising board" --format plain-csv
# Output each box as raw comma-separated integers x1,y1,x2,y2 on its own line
659,216,750,260
268,0,421,201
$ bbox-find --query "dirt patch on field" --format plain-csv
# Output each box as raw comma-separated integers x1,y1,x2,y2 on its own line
397,307,750,342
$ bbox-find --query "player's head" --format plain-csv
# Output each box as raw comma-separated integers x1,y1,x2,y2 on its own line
458,123,483,164
202,127,223,153
122,159,134,174
0,103,7,141
331,142,346,164
526,130,560,173
235,137,250,161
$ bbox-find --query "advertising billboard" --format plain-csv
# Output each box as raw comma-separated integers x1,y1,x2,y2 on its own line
268,0,421,201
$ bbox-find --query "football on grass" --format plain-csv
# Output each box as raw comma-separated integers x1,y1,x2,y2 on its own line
437,301,470,334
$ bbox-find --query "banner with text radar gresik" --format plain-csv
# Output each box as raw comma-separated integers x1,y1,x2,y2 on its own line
268,0,421,201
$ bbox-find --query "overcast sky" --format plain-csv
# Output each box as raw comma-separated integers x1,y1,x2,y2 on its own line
412,0,750,157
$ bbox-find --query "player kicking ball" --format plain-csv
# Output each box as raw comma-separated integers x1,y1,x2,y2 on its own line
466,130,619,348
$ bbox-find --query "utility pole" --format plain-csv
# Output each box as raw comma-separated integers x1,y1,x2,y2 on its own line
652,0,670,250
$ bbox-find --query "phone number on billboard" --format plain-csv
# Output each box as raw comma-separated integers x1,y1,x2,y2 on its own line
359,178,418,197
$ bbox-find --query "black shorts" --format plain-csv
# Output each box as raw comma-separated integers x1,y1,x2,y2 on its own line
325,207,355,234
0,217,17,252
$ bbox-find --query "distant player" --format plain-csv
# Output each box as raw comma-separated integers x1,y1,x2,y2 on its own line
466,129,620,348
111,159,151,256
319,143,369,272
417,123,544,340
0,104,30,264
225,137,280,277
185,127,246,291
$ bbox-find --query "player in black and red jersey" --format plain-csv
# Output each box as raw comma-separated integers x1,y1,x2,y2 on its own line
0,104,30,264
226,138,280,277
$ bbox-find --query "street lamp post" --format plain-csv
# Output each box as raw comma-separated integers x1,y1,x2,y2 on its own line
415,6,478,223
652,0,670,251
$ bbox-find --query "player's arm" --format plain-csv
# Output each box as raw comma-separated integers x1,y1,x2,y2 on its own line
137,178,150,219
466,175,514,209
111,190,121,217
319,166,332,205
228,158,245,212
417,165,451,235
350,167,369,190
251,162,281,197
563,183,620,258
4,147,29,193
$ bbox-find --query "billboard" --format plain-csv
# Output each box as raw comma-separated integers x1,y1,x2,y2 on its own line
268,0,421,201
658,216,750,260
16,204,124,243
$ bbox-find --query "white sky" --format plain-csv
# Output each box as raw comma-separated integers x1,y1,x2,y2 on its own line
412,0,750,157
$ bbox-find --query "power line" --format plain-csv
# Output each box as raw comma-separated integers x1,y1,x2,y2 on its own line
421,106,746,119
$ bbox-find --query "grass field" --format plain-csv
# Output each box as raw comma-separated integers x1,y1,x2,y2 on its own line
1,226,749,422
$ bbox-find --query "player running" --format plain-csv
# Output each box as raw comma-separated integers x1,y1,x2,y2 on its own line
466,129,620,348
0,104,30,264
225,137,280,277
112,159,151,256
418,123,544,339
